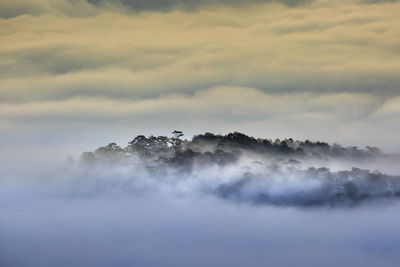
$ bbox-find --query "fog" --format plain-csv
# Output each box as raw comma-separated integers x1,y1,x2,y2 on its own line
1,132,400,266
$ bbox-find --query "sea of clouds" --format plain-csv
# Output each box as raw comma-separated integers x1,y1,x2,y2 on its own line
1,133,400,267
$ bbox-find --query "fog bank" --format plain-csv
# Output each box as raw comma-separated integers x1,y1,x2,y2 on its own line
1,132,400,266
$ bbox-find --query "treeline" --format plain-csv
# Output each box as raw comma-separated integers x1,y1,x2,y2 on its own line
189,132,382,160
81,131,386,170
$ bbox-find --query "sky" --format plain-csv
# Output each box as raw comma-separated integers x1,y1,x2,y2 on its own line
2,2,400,266
1,0,400,166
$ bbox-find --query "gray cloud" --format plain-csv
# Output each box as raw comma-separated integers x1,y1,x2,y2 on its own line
0,0,100,18
87,0,310,12
1,0,398,19
0,0,311,19
0,2,43,19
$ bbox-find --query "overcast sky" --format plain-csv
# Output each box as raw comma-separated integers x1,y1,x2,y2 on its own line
1,0,400,166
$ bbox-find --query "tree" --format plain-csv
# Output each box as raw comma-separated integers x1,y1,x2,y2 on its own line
172,130,183,139
171,130,184,153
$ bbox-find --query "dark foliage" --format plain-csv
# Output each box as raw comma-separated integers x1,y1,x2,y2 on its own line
82,131,386,165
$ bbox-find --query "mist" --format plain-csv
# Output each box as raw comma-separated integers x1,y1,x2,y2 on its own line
1,132,400,267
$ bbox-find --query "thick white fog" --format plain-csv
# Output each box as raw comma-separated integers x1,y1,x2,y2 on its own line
1,133,400,267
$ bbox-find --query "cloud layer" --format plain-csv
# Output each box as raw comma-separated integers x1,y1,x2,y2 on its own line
1,0,400,160
2,132,400,266
0,0,311,18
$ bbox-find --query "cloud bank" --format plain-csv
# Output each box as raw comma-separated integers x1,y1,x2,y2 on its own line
2,132,400,267
1,0,400,153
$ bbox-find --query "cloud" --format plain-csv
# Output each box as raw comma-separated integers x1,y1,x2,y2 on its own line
2,175,400,267
87,0,311,12
1,0,398,19
1,86,399,153
372,96,400,119
1,2,400,101
0,87,382,125
361,0,399,3
2,130,400,266
1,0,400,155
0,0,311,19
0,0,100,18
